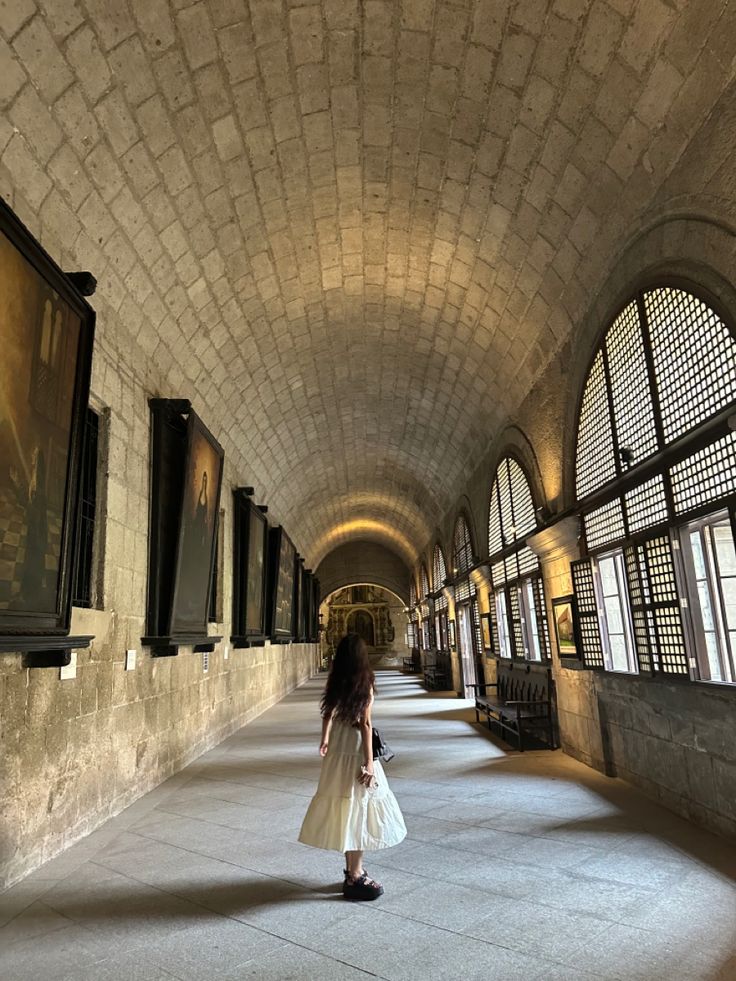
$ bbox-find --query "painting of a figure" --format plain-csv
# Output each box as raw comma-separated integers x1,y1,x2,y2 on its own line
244,505,266,635
170,417,223,635
0,229,82,617
273,530,295,637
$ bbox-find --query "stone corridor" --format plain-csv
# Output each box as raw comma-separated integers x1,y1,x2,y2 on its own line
1,671,734,981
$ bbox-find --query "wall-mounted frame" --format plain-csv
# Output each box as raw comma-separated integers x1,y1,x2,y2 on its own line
266,526,296,642
480,611,493,654
144,400,223,656
293,554,304,640
552,594,581,660
300,566,312,642
448,618,457,650
0,198,96,666
231,488,268,647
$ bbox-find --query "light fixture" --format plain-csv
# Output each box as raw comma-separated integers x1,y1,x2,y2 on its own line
619,446,636,468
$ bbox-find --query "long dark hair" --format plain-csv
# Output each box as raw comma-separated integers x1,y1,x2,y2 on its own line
321,633,375,724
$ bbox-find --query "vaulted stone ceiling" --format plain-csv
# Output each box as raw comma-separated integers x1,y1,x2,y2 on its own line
2,0,733,568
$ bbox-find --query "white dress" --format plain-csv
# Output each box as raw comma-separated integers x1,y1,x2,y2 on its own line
298,719,407,852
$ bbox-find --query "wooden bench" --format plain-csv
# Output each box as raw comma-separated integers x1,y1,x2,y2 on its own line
422,651,449,690
402,656,417,672
469,661,556,751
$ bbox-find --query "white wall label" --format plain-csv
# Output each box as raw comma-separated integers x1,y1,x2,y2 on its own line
223,645,229,660
60,651,77,681
125,649,137,671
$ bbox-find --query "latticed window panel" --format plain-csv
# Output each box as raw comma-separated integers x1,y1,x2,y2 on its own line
531,576,551,660
488,484,503,556
455,578,476,603
433,544,448,593
517,545,539,576
571,558,605,668
645,287,736,444
625,474,669,534
435,593,448,612
606,301,659,465
670,432,736,515
491,560,506,588
489,456,537,558
453,514,475,574
420,564,430,599
576,350,618,498
471,599,483,657
641,535,689,676
504,553,519,583
584,498,626,551
624,545,654,674
409,579,417,608
508,586,525,658
488,595,500,656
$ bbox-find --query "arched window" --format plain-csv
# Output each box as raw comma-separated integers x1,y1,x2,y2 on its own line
432,544,447,592
487,455,549,662
409,578,417,609
572,284,736,685
420,563,430,598
452,513,475,575
432,543,449,649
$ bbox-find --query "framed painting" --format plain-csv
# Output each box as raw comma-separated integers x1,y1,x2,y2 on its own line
0,198,95,645
145,401,223,654
170,412,224,637
267,526,296,641
552,594,580,659
480,611,493,652
292,554,304,640
311,576,320,640
231,488,268,645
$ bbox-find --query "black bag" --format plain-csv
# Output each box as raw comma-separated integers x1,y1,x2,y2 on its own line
372,726,395,763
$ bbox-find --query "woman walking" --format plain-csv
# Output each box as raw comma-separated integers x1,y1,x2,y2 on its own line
298,633,406,901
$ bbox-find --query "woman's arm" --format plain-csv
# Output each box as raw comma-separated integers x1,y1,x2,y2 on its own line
357,692,375,787
319,712,332,756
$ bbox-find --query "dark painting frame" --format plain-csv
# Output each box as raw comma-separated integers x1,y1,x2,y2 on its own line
552,594,581,660
266,526,296,642
480,611,493,654
144,401,223,655
231,488,268,646
0,198,95,655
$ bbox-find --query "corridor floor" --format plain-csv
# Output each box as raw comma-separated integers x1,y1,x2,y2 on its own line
1,671,735,981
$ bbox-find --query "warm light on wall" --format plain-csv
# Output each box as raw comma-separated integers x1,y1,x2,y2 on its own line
311,519,417,566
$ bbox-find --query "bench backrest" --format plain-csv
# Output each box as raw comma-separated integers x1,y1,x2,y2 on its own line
497,661,552,704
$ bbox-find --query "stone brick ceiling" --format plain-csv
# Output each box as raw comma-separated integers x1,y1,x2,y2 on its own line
1,0,733,567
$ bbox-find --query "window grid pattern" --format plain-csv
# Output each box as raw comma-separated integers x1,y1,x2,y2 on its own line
670,431,736,515
531,576,551,660
491,560,506,588
488,457,537,557
455,578,476,603
571,558,605,668
585,498,626,551
487,595,499,656
576,351,618,498
640,535,689,676
607,301,659,464
646,287,736,443
471,598,483,658
409,579,417,608
623,544,654,674
508,586,525,658
420,564,429,599
453,514,475,574
488,485,502,555
433,545,448,594
517,546,540,576
625,474,669,534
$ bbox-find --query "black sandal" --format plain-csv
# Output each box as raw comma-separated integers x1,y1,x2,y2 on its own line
343,870,384,902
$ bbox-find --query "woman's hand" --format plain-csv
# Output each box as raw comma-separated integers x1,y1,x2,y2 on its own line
358,765,377,789
319,741,329,757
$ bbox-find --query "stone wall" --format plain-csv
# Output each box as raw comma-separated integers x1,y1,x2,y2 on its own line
0,181,319,891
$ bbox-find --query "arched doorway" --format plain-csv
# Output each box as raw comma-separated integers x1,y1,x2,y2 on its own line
347,608,375,646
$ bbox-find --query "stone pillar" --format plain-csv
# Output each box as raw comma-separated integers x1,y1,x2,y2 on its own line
527,517,607,773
